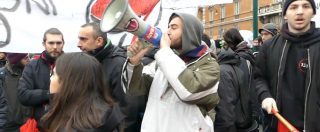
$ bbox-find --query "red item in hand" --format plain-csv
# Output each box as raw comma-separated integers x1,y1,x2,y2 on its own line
20,118,39,132
271,108,299,132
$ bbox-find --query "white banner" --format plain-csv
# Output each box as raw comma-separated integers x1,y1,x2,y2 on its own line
0,0,233,53
313,0,320,27
0,0,87,53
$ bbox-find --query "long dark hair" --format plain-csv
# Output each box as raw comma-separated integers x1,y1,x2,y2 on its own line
223,28,244,50
42,52,114,132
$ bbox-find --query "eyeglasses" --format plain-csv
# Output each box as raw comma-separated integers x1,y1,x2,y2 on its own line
47,41,63,45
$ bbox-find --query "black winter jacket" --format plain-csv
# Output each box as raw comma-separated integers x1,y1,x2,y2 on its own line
90,43,146,132
17,51,54,131
0,69,7,131
0,64,30,130
215,49,257,132
0,60,6,68
254,22,320,132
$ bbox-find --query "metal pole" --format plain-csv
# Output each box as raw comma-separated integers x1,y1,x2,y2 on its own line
253,0,258,39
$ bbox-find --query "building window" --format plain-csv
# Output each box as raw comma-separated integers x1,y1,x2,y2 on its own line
219,27,224,38
220,4,225,19
234,1,240,15
209,7,214,22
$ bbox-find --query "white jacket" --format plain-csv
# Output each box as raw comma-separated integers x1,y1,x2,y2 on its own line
123,47,219,132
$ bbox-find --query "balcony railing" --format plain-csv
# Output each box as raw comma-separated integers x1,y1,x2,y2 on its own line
258,2,282,16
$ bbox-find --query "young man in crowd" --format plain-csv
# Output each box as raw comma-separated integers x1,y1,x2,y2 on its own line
123,12,220,132
18,28,65,131
254,0,320,131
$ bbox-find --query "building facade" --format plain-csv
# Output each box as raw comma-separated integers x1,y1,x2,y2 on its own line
199,0,282,40
258,0,283,28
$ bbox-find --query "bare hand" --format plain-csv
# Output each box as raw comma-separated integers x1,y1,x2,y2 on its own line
127,39,152,65
160,31,171,49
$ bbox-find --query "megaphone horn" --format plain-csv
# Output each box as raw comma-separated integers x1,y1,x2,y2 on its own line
100,0,162,46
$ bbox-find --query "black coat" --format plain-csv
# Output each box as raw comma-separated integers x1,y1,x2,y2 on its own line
254,23,320,131
0,64,30,131
215,49,257,132
0,60,6,68
17,52,52,131
91,44,146,132
0,68,8,131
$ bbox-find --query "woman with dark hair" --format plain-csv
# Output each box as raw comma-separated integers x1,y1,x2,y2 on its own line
42,52,124,132
223,28,244,50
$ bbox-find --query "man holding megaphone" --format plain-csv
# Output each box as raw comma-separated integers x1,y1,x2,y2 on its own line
78,22,148,132
122,12,220,132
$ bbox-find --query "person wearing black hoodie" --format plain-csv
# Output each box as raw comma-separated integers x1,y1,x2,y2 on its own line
254,0,320,131
18,28,65,131
214,28,258,132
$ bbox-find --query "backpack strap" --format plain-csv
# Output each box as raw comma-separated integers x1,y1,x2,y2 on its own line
230,65,252,128
230,65,248,114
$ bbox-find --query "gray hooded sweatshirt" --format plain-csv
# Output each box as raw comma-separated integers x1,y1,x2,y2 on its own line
123,12,220,132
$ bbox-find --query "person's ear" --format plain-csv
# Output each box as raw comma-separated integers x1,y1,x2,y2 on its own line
96,37,104,47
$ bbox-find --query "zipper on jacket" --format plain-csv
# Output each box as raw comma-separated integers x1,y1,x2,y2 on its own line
304,49,312,131
273,40,287,126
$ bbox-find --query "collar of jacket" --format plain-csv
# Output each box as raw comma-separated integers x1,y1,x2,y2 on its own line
40,50,59,69
5,63,23,76
90,40,114,62
217,49,241,65
281,21,320,47
235,41,255,66
179,43,208,63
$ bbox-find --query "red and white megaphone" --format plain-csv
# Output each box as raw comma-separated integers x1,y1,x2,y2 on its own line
100,0,162,47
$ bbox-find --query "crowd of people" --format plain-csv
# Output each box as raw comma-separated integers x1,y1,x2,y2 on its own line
0,0,319,131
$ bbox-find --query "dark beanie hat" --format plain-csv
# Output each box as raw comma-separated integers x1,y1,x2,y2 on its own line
6,53,28,64
283,0,316,16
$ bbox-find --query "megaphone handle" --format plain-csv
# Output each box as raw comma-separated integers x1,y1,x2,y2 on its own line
127,38,152,57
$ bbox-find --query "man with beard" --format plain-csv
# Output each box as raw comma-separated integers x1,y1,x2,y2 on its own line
254,0,320,131
123,13,220,132
0,53,30,131
18,28,65,131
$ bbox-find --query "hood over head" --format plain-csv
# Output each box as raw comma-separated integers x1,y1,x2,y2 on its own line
169,13,203,55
